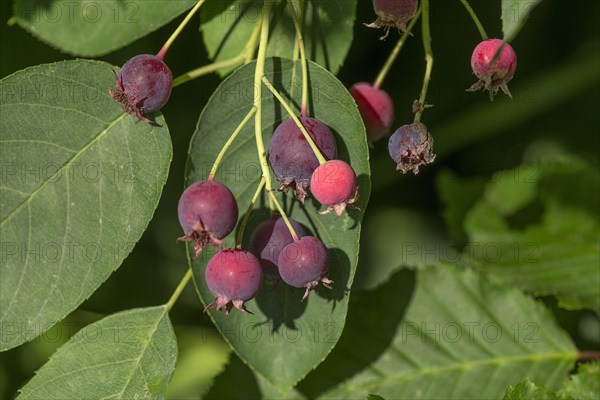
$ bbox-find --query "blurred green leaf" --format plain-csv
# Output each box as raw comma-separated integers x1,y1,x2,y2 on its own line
185,57,369,390
502,0,543,42
0,60,172,351
17,306,177,399
298,265,577,399
201,0,357,76
354,207,451,291
503,362,600,400
464,159,600,313
366,395,386,400
13,0,197,56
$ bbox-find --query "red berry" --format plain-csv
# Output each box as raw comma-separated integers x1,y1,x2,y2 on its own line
204,248,263,315
278,237,332,301
249,216,306,278
310,160,359,216
366,0,418,38
177,180,238,258
268,117,337,202
110,54,172,123
388,123,435,174
467,39,518,100
350,83,394,142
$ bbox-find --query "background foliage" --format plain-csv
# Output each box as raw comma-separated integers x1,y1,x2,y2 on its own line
0,0,599,398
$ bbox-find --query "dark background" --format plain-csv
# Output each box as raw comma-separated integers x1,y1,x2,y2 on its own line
1,0,599,397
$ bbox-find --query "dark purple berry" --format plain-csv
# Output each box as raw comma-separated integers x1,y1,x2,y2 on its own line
278,236,332,301
366,0,418,39
268,117,337,202
110,54,172,124
310,160,359,217
349,82,394,142
249,216,306,278
204,248,263,315
467,39,517,100
177,180,238,258
388,122,435,174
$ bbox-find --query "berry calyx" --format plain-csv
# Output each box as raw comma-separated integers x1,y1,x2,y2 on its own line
310,160,359,216
268,117,337,202
467,39,517,100
278,236,331,301
110,54,172,124
249,216,306,278
204,248,263,315
177,180,238,258
366,0,419,39
388,122,435,174
349,83,395,142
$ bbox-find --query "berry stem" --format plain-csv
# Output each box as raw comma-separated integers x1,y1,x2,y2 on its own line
458,0,488,40
172,17,262,87
166,268,193,311
157,0,206,60
236,177,266,245
414,0,433,124
268,191,298,240
287,0,309,117
208,107,257,180
261,76,327,165
254,1,273,192
373,7,422,89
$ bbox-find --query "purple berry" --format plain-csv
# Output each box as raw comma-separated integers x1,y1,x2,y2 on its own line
268,117,337,202
249,216,306,278
388,123,435,174
310,160,359,217
278,236,332,301
110,54,172,123
204,248,263,315
467,39,518,100
177,180,238,258
349,82,394,142
366,0,418,38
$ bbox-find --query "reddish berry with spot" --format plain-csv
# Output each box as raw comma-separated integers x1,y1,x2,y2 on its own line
278,236,332,301
268,117,337,202
388,122,435,174
204,248,263,315
249,216,306,278
350,83,395,142
310,160,359,216
366,0,419,38
110,54,172,124
467,39,517,100
177,180,238,258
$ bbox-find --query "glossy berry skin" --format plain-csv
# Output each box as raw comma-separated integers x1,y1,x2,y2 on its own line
268,117,337,202
249,216,306,278
177,180,238,259
350,83,394,142
278,236,332,301
366,0,418,38
467,39,517,100
310,160,358,216
110,54,172,123
388,123,435,174
204,248,263,315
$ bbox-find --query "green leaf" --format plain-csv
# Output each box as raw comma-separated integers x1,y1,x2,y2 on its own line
0,60,172,351
298,265,577,399
354,207,451,291
17,306,177,399
503,362,600,400
366,395,386,400
185,57,370,390
201,0,357,76
13,0,197,56
464,160,600,313
501,0,544,42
